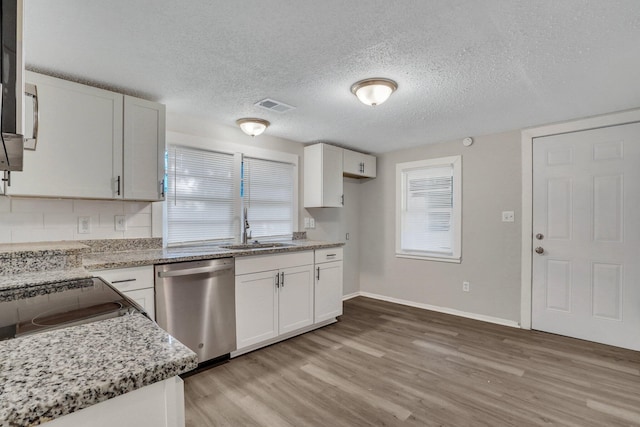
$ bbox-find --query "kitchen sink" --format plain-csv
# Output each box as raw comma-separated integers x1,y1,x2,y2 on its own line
220,242,294,250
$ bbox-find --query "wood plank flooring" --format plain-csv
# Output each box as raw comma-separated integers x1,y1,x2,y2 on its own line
184,297,640,426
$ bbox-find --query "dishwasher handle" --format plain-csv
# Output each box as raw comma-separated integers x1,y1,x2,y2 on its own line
157,264,233,278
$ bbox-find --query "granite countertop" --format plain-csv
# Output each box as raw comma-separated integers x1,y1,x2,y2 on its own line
84,239,345,270
0,268,92,294
0,312,197,426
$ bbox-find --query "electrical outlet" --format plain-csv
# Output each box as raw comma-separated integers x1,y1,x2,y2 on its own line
502,211,515,222
115,215,127,231
304,217,310,229
78,216,91,234
463,281,470,292
309,218,315,229
346,232,350,240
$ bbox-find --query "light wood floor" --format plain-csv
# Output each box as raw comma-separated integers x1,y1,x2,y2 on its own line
184,297,640,426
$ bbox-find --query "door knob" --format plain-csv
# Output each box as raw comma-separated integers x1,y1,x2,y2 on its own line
535,247,544,254
535,233,544,240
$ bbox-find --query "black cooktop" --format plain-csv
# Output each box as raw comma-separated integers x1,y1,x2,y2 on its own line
0,277,141,340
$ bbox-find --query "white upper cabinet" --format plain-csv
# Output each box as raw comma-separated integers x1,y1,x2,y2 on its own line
304,143,343,208
343,148,376,178
8,72,124,199
6,72,165,200
123,96,166,201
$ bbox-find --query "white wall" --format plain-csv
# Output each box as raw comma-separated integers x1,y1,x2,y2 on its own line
0,197,155,243
306,178,361,296
359,131,522,323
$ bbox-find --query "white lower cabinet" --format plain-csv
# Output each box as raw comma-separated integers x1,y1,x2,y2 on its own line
235,270,279,348
234,248,344,355
278,265,314,334
47,376,185,427
235,251,314,352
314,247,344,323
93,265,155,321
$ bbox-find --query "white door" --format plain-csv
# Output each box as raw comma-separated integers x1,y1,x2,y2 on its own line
123,96,166,201
9,71,123,199
278,265,314,334
532,122,640,350
314,261,343,323
235,270,278,349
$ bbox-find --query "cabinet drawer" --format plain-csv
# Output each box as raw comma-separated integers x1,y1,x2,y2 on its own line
315,247,343,264
94,265,154,292
236,251,314,275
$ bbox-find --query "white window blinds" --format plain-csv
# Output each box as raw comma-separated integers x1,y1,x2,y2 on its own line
396,156,461,262
243,157,294,239
166,145,236,245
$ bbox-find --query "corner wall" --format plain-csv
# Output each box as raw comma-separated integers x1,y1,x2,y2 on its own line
359,131,522,323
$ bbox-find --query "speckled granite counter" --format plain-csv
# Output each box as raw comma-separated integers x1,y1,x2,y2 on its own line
0,268,91,292
84,239,344,270
0,312,197,426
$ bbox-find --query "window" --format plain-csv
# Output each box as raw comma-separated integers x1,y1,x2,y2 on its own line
396,156,461,262
165,143,297,246
243,157,294,239
166,146,237,245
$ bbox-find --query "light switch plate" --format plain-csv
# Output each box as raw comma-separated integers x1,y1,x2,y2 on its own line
115,215,127,231
78,216,91,234
502,211,515,222
304,217,310,229
309,218,315,229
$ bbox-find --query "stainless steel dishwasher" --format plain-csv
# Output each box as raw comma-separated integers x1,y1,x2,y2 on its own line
155,258,236,364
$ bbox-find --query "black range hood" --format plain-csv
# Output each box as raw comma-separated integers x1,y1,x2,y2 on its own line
1,0,24,172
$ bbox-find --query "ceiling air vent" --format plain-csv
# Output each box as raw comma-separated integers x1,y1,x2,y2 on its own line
255,98,296,114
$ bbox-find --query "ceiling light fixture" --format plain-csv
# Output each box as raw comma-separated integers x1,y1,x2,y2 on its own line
236,118,270,137
350,78,398,106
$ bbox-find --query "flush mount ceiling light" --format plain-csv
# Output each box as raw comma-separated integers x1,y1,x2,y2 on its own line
236,118,270,137
350,78,398,106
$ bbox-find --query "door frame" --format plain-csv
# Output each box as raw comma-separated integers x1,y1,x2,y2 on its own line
520,108,640,329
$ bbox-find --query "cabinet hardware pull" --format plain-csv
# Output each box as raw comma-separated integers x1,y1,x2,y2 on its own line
2,171,10,187
360,162,364,173
275,272,280,288
341,194,344,205
280,271,285,287
24,83,39,150
160,178,165,198
110,278,137,284
116,176,121,196
316,266,320,280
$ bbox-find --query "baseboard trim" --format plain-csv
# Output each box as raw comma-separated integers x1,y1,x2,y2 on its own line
349,291,520,328
342,292,361,301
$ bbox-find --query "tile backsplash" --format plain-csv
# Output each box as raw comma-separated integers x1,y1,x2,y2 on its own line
0,196,158,244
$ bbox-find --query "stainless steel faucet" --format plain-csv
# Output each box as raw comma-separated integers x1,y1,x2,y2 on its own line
242,207,251,244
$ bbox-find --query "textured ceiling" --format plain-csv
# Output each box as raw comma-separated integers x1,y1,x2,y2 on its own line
24,0,640,154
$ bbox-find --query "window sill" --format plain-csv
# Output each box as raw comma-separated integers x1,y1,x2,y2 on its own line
395,253,461,263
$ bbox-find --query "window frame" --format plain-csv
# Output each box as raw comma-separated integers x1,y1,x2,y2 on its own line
163,131,299,247
395,155,462,263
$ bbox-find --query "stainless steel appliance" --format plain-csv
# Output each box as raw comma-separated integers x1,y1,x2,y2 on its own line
1,0,25,172
155,258,236,364
0,277,143,340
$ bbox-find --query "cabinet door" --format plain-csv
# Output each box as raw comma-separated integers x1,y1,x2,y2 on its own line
123,96,166,201
278,265,314,334
8,72,123,198
304,143,343,208
343,148,376,178
236,270,278,349
124,288,155,321
315,261,343,323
